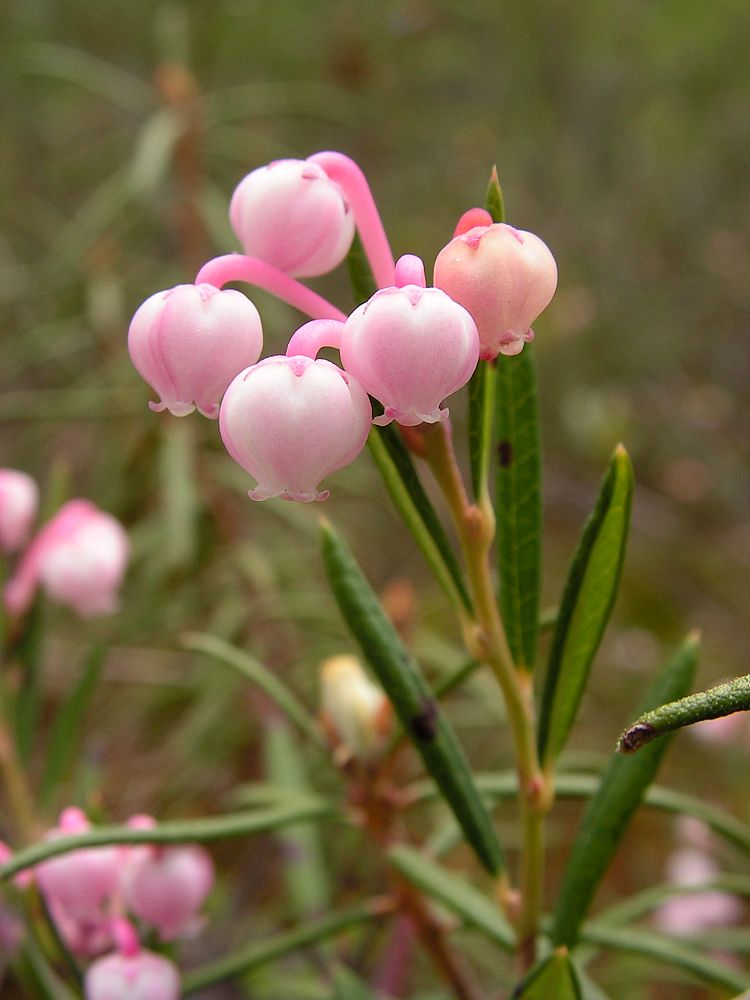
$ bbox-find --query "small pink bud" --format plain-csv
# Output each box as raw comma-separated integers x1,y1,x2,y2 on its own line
340,269,479,427
125,845,214,941
5,500,129,618
128,283,263,419
434,222,558,359
219,355,372,502
85,948,180,1000
35,809,120,922
229,159,355,278
653,847,743,935
0,469,38,554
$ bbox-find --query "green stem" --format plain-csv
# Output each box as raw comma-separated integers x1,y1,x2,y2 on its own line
0,677,38,844
421,421,545,965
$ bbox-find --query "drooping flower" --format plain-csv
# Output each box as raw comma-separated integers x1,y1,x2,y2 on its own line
219,355,371,502
434,221,558,359
340,255,480,426
128,283,263,418
229,159,355,278
0,469,38,554
4,500,129,619
85,921,180,1000
124,844,214,941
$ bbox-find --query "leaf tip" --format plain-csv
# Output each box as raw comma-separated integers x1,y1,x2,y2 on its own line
617,721,656,754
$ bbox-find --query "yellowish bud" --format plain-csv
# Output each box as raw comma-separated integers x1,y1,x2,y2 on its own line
320,655,391,761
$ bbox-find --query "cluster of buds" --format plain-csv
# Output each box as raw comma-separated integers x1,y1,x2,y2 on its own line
128,152,557,503
2,807,214,999
1,482,129,619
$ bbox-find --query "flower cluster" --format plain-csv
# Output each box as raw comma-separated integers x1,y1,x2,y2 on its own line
0,475,129,620
2,807,214,1000
128,152,557,503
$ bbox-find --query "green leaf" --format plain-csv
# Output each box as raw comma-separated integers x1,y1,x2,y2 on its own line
467,359,497,499
39,642,106,811
321,520,504,875
1,802,334,881
346,231,378,304
183,632,324,746
16,934,80,1000
495,345,543,669
619,672,750,752
388,844,513,949
538,445,634,765
367,426,472,614
331,966,375,1000
129,109,184,198
579,923,748,994
182,902,376,994
513,950,582,999
159,418,200,572
551,634,700,948
485,166,506,224
264,722,331,918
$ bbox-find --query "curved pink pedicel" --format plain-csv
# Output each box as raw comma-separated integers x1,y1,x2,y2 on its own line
195,254,346,322
307,152,395,289
285,319,345,358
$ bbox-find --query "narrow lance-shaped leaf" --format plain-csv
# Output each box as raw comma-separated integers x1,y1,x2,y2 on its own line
538,445,633,766
346,231,378,305
496,344,543,669
551,633,700,948
321,520,504,875
388,844,513,949
512,949,582,1000
467,166,505,500
619,672,750,753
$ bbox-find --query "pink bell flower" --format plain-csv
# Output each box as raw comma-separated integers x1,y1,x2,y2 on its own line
5,500,129,619
85,921,180,1000
0,469,38,554
128,283,263,418
433,221,558,360
229,159,355,278
35,808,120,922
219,355,372,502
339,255,480,426
124,844,214,941
653,847,743,936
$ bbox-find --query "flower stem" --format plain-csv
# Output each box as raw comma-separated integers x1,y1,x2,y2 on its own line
0,679,38,844
421,420,546,966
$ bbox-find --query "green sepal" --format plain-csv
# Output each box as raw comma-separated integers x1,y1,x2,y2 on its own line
512,949,582,1000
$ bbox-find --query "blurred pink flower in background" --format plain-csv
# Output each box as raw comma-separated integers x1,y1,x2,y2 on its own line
0,469,38,554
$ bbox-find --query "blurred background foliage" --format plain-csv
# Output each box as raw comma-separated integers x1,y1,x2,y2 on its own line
1,1,750,997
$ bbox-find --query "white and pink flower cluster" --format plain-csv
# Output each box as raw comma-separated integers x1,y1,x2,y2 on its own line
0,473,129,620
128,152,558,503
2,807,214,1000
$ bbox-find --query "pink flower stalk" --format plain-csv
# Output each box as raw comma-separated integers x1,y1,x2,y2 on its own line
124,844,214,941
128,283,263,418
307,151,395,288
85,923,180,1000
0,469,38,554
5,500,129,619
219,355,372,502
35,808,121,922
195,255,346,322
434,221,558,359
229,158,355,278
340,255,480,426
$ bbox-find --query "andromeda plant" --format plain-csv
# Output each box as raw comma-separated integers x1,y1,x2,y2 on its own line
2,151,750,1000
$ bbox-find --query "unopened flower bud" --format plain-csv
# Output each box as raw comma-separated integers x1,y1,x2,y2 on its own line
320,655,391,761
5,500,129,618
219,355,371,502
128,283,263,418
229,159,355,278
35,808,120,922
434,222,558,359
124,844,214,941
0,470,38,554
340,273,479,427
85,947,180,1000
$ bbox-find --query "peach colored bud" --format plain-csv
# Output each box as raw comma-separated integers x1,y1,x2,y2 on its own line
125,845,214,941
128,283,263,419
219,355,371,502
320,655,391,761
35,808,120,922
85,948,180,1000
434,222,558,360
229,159,355,278
0,469,38,554
340,259,479,427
